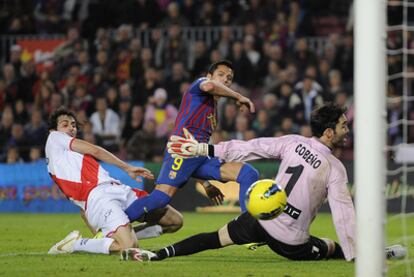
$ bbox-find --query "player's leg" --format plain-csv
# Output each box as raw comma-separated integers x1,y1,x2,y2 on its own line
125,154,206,222
133,205,183,239
149,212,265,261
107,224,137,252
264,234,344,261
194,159,259,212
221,162,259,212
49,210,132,255
156,205,184,233
72,198,140,255
49,184,142,255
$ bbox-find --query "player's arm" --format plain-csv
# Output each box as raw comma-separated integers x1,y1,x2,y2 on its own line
80,209,97,235
71,138,154,180
199,80,255,113
326,167,356,262
168,128,283,162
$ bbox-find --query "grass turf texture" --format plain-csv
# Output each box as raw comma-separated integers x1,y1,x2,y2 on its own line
0,213,412,276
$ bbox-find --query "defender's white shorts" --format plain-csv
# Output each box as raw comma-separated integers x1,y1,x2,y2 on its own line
85,183,147,237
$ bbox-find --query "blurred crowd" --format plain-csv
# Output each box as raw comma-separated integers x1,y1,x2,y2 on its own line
0,0,412,164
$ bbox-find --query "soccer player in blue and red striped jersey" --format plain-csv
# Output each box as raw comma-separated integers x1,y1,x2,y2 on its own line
125,60,259,222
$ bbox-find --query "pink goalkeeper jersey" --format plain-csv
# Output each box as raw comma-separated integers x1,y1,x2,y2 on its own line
45,131,120,210
214,135,356,261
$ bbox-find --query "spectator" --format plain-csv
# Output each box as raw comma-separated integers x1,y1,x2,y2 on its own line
0,106,14,155
293,75,324,124
164,62,190,106
89,97,121,152
215,26,234,59
29,146,43,162
13,99,29,124
291,38,318,76
263,61,281,94
7,123,30,161
33,0,72,33
2,63,19,104
5,146,23,164
154,24,189,69
54,26,88,62
252,109,274,137
276,82,301,119
118,97,132,136
9,45,22,77
18,61,38,103
228,41,254,88
230,114,251,140
219,101,238,133
317,59,332,90
49,92,65,115
323,70,346,101
80,121,97,145
334,32,354,84
121,105,144,146
133,67,161,106
159,2,189,27
197,1,218,26
261,93,280,125
105,86,119,113
126,119,165,162
71,84,93,115
190,41,210,78
144,88,178,139
299,124,312,137
24,109,48,146
277,116,299,135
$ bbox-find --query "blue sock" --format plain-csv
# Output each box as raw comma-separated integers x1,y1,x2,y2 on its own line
236,164,259,212
125,190,171,222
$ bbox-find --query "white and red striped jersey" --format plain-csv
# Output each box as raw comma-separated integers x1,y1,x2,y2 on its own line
45,131,120,209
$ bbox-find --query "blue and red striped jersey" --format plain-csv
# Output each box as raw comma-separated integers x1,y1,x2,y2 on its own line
171,77,217,143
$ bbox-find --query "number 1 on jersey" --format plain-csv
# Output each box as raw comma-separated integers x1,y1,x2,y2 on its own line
285,165,304,196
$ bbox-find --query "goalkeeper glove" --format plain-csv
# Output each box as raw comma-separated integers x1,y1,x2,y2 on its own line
167,128,209,158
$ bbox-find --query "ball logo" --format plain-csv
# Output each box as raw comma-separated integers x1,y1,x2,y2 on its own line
263,184,281,198
245,179,287,220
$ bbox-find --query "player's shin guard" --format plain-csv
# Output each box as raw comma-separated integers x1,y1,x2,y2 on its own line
236,164,259,212
155,231,221,260
125,190,171,222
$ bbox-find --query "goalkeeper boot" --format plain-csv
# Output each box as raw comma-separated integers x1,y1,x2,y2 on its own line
244,242,266,251
48,230,82,254
386,244,407,260
120,248,157,262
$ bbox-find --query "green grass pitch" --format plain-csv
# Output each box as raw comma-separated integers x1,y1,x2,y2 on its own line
0,213,412,276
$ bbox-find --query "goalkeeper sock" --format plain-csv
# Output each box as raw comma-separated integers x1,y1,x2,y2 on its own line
135,225,163,239
155,231,221,260
73,238,114,254
125,190,171,222
236,164,259,212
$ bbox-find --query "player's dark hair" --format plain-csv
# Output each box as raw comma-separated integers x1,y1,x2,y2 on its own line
208,60,233,74
310,103,347,137
48,107,78,131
